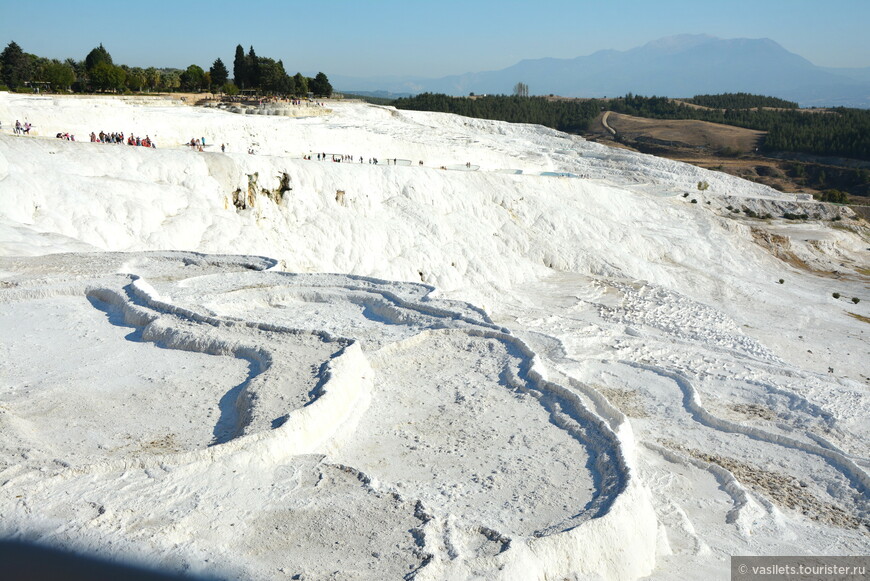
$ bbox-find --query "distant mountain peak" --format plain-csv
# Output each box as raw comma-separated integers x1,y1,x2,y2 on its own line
337,33,870,108
641,33,719,52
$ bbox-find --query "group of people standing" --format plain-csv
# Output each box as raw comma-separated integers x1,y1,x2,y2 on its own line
13,120,31,135
311,153,359,163
308,153,410,165
306,153,427,167
89,131,155,148
188,137,206,151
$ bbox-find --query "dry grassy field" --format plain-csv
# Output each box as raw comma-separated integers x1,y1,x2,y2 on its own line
602,112,765,153
584,112,868,204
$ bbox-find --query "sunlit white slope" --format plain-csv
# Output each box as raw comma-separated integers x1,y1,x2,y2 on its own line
0,95,822,298
0,93,867,580
1,96,864,374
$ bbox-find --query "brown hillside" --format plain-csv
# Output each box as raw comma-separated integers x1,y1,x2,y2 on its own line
602,112,765,153
584,112,869,203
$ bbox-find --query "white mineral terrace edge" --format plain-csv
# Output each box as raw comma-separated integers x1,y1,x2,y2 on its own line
0,254,656,579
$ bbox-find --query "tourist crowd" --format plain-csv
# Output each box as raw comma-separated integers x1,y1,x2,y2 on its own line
306,153,430,166
88,131,156,147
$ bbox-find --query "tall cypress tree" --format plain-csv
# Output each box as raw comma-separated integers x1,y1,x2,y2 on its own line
246,46,259,90
232,44,246,89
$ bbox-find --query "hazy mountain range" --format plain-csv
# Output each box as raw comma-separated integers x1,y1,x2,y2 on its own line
334,34,870,108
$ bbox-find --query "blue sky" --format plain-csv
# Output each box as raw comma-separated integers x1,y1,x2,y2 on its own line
2,0,869,78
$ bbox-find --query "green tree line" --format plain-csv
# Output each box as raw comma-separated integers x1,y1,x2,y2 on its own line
683,92,799,109
0,41,333,97
230,44,331,96
609,93,870,161
394,93,601,133
395,91,870,162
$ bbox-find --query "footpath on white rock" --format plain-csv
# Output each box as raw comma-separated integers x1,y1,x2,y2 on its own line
0,93,867,580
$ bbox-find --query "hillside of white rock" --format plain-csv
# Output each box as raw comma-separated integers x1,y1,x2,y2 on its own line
0,93,867,580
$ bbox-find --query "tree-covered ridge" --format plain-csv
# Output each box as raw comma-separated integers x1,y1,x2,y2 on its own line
394,93,601,133
610,94,870,161
0,41,332,97
683,92,799,109
393,92,870,162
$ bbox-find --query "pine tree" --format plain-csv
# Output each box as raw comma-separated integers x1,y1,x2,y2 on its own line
258,58,293,94
310,72,332,97
1,41,32,89
84,43,113,72
210,58,229,89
